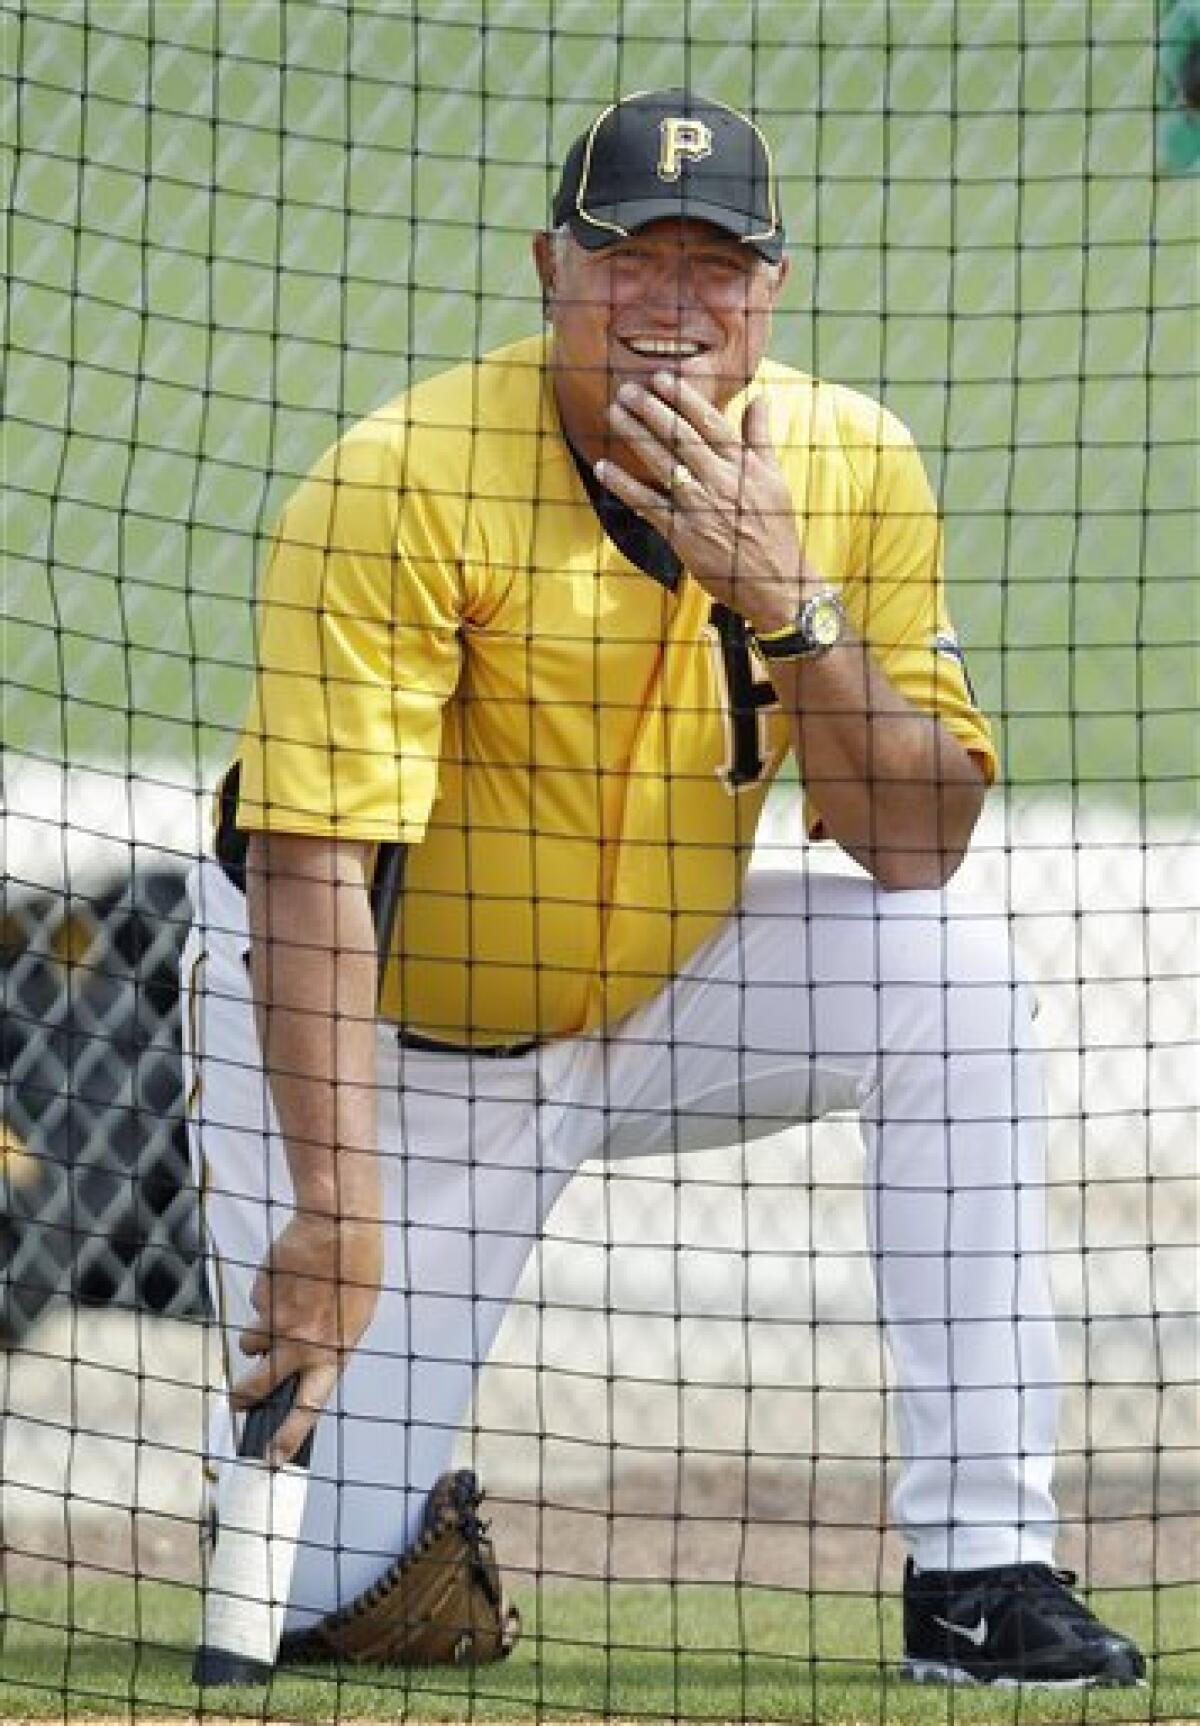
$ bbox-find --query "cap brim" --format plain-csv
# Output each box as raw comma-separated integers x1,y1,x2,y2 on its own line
569,199,784,263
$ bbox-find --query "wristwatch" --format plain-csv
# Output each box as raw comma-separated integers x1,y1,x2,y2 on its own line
753,587,847,661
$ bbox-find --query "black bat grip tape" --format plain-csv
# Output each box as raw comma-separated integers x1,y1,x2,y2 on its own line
240,1373,315,1467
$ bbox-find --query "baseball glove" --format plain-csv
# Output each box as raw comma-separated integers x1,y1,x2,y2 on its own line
276,1470,520,1668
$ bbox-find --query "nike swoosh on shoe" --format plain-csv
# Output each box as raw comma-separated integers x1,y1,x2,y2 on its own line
932,1614,989,1647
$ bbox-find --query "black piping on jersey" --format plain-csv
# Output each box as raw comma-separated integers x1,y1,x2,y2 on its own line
213,762,250,892
567,440,683,591
706,602,778,788
214,761,406,973
368,839,405,979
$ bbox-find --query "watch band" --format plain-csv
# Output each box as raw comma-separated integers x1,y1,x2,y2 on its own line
754,588,847,661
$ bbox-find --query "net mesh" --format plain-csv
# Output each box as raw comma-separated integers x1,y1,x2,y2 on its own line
2,1,1197,1719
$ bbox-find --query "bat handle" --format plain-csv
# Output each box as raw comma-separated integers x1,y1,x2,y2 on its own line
192,1374,312,1687
240,1372,314,1467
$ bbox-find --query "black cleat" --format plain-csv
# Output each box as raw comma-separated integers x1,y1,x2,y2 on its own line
902,1559,1146,1688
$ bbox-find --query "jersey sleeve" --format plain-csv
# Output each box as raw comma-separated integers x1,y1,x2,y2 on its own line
840,398,998,784
235,430,464,843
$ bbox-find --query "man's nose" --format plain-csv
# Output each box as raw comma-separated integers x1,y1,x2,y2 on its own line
639,257,702,312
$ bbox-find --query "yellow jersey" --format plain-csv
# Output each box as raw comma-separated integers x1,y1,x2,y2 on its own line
231,334,995,1041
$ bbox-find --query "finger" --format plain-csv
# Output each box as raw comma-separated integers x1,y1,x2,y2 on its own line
593,457,675,527
649,370,741,453
248,1263,292,1326
607,397,673,485
607,398,709,502
230,1360,276,1411
231,1346,304,1411
611,381,721,483
238,1322,270,1358
741,393,777,461
614,381,707,455
268,1363,339,1466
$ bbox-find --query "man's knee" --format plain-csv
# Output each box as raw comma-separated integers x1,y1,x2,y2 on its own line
872,888,1023,986
869,889,1038,1063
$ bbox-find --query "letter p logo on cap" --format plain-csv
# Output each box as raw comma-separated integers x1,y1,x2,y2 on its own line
657,117,713,181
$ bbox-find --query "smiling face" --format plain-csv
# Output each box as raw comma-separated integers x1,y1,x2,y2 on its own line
533,217,788,478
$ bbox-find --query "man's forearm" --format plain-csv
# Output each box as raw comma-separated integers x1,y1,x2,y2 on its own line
768,636,986,890
246,833,382,1222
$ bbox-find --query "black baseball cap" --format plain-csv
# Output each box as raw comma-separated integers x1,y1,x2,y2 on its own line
552,89,785,264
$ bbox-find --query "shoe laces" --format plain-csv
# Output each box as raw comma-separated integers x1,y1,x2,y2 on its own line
989,1565,1114,1634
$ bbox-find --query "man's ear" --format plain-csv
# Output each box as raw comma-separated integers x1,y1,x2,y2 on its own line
765,254,790,307
532,231,555,316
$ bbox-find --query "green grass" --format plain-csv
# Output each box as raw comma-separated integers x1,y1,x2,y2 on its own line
1,1577,1195,1723
4,1,1197,815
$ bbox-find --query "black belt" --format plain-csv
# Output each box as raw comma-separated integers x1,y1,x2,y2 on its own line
396,1030,540,1060
233,972,535,1059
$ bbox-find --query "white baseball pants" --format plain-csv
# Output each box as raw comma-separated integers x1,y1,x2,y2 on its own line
182,855,1058,1628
